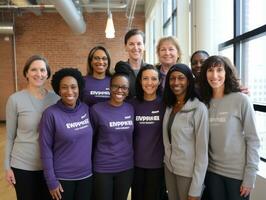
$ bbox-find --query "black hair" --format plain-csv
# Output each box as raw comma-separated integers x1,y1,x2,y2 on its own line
124,28,145,45
51,68,85,98
163,63,198,107
199,55,241,106
135,64,161,101
190,50,209,63
23,55,51,79
87,45,111,76
110,72,130,87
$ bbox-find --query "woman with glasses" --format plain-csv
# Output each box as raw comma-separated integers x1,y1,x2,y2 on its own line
82,46,112,106
90,73,134,200
115,29,147,98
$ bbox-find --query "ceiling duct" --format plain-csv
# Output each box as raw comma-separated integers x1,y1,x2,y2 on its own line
0,22,14,34
51,0,86,34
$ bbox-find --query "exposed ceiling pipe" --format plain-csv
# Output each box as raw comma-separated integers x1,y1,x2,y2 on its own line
127,0,137,30
50,0,86,34
0,5,55,8
0,22,14,34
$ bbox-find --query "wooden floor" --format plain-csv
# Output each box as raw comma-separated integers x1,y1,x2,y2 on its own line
0,122,16,200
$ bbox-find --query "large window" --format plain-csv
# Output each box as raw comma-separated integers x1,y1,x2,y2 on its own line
163,0,177,36
219,0,266,160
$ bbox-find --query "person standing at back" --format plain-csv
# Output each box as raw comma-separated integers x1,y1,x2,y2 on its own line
190,50,209,90
115,28,146,98
156,36,182,90
82,46,112,107
4,55,59,200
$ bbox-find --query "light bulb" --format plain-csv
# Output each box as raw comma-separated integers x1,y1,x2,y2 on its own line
105,12,115,39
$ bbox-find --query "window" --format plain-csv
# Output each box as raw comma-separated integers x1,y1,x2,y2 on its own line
163,0,177,36
219,0,266,160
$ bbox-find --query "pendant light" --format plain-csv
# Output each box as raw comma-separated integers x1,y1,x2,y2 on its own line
105,0,115,38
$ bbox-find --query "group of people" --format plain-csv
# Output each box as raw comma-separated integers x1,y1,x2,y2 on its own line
4,28,260,200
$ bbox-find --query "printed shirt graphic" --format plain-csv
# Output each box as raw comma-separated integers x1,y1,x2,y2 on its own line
90,101,134,173
39,100,93,190
131,97,165,168
82,76,111,106
208,93,260,187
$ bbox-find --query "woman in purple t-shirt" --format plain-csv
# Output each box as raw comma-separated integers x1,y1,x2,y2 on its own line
90,73,134,200
82,46,111,106
39,68,93,200
130,65,165,200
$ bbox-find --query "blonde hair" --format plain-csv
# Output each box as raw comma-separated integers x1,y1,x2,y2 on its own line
156,36,182,63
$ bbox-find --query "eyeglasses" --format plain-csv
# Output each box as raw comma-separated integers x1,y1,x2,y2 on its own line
93,56,108,62
110,84,129,92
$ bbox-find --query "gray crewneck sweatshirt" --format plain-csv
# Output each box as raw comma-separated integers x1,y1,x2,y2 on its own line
208,92,260,188
4,89,59,171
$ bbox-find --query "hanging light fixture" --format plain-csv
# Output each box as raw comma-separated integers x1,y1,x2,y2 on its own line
105,0,115,38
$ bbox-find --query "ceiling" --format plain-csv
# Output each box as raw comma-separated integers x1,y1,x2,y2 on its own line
0,0,146,13
0,0,146,34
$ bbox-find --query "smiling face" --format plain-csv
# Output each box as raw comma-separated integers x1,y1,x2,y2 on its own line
169,71,188,99
125,34,144,61
59,76,79,108
191,52,209,78
91,49,109,76
25,60,48,87
109,75,129,106
158,41,179,67
206,64,226,92
141,69,160,100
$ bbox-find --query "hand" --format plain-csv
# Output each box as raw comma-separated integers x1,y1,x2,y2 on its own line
188,196,200,200
240,86,250,95
5,169,16,186
50,184,64,200
240,185,252,197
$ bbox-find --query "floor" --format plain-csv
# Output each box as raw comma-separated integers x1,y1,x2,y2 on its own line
0,122,131,200
0,122,16,200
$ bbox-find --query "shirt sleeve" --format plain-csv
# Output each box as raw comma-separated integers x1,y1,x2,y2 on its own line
4,96,18,170
39,109,59,190
241,95,260,188
189,103,209,197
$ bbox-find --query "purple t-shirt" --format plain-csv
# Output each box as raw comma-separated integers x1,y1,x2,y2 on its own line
90,101,134,173
131,97,165,168
39,100,93,190
82,75,111,107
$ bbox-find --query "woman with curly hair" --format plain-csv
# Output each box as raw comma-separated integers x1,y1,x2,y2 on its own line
199,56,260,200
39,68,93,200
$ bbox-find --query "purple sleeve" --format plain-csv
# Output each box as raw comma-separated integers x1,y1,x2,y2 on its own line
39,109,59,190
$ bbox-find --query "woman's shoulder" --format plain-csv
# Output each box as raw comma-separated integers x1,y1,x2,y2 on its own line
7,89,28,103
226,92,250,103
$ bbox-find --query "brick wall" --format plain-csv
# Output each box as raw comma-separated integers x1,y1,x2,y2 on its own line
0,11,145,120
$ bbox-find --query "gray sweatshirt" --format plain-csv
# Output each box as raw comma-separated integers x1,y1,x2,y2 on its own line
208,92,260,188
5,89,59,171
163,97,209,197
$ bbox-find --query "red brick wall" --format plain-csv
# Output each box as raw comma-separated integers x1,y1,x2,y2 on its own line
0,36,15,121
0,11,145,120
